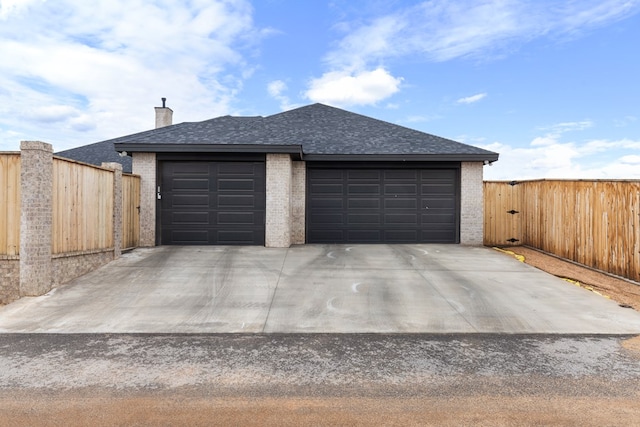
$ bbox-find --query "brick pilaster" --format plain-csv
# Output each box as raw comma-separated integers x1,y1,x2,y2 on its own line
291,161,306,244
460,162,484,245
265,154,292,248
132,153,156,246
19,141,53,296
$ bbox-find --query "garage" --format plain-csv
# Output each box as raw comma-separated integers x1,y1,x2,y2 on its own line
109,103,497,247
158,157,265,245
307,164,459,244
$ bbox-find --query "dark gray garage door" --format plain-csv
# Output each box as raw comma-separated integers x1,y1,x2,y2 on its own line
159,161,265,245
307,167,458,243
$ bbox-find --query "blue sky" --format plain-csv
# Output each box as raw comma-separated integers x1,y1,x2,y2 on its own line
1,0,639,180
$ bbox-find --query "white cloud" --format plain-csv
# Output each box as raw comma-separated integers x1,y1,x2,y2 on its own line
0,0,41,20
543,120,594,133
305,67,402,107
457,93,487,104
325,1,640,67
308,1,639,109
481,137,640,180
267,79,298,111
0,0,262,151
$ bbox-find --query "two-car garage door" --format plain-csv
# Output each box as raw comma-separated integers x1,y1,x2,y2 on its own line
307,166,459,244
158,159,459,245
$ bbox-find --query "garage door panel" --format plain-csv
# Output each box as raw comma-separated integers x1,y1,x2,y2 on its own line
218,179,256,191
423,198,456,209
349,199,380,209
347,229,382,242
310,213,344,224
217,212,258,225
172,194,209,207
172,178,209,191
385,198,417,209
310,198,344,209
217,194,257,207
348,184,380,195
217,163,256,174
348,170,380,180
385,184,417,195
384,230,418,242
308,167,458,243
171,212,209,224
165,230,209,244
160,160,265,245
385,170,417,180
348,214,381,225
311,184,343,195
216,230,261,245
385,213,418,225
422,212,456,224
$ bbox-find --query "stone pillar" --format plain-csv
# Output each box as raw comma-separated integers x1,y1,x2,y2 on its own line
132,153,156,246
291,161,306,244
460,162,484,245
265,154,292,248
19,141,53,296
102,162,123,258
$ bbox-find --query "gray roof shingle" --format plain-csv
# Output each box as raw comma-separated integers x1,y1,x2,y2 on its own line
60,103,498,166
56,141,132,173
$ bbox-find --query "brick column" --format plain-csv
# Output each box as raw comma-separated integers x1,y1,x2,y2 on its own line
132,153,156,246
291,161,306,244
19,141,53,296
102,162,123,258
460,162,484,245
265,154,292,248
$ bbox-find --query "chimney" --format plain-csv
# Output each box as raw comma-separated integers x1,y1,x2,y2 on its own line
154,97,173,128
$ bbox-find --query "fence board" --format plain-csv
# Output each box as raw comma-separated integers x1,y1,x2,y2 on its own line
483,181,522,246
122,174,140,249
52,158,114,254
0,154,20,256
485,180,640,282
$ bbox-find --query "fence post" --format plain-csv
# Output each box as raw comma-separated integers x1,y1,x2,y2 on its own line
19,141,53,296
102,162,123,258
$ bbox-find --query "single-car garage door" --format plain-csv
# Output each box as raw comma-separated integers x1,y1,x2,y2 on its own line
159,160,265,245
307,166,459,243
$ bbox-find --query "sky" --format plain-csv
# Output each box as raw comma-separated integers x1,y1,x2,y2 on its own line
1,0,639,180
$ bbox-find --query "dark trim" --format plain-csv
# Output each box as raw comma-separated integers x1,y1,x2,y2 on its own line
157,152,266,162
306,161,461,170
302,154,498,162
116,143,303,159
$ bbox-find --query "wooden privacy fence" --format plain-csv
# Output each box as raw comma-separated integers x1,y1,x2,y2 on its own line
0,153,141,256
122,173,140,250
484,180,640,282
0,153,20,256
53,158,115,254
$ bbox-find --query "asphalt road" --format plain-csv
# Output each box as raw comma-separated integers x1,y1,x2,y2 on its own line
1,333,639,426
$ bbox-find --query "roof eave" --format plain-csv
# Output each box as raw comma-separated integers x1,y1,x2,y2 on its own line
114,143,304,159
301,153,500,162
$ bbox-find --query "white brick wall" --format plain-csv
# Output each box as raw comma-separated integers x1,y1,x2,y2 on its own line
460,162,484,245
132,153,157,247
291,161,306,244
265,154,292,247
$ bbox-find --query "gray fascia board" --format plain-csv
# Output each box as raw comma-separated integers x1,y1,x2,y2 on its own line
301,153,499,162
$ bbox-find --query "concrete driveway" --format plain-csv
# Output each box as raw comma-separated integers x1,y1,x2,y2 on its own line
1,244,639,333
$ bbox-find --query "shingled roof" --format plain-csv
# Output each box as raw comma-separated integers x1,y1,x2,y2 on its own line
60,103,498,167
57,141,132,173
